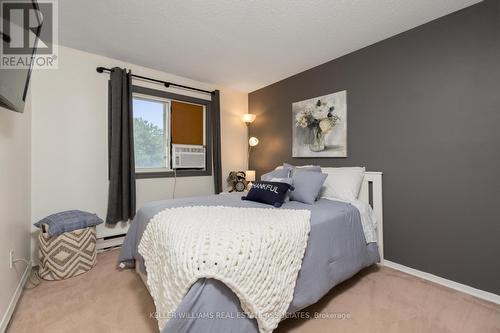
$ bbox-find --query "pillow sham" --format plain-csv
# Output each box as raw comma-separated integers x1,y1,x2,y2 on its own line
261,168,290,181
320,167,366,201
242,181,293,207
283,163,321,176
289,170,327,205
269,177,293,186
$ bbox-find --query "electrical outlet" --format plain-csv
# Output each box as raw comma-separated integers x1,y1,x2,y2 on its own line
9,249,14,269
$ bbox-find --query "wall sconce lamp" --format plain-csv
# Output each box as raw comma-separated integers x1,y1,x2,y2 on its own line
243,113,256,125
248,136,259,162
248,136,259,147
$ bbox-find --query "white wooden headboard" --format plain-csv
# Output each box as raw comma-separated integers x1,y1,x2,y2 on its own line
358,171,383,263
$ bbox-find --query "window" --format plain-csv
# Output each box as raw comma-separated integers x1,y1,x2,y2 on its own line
133,96,170,170
132,86,211,178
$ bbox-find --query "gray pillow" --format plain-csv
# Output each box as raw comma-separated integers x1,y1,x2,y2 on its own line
34,210,104,236
261,168,290,181
289,170,327,205
283,163,321,176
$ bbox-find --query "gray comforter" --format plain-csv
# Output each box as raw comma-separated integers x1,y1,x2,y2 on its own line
119,193,379,333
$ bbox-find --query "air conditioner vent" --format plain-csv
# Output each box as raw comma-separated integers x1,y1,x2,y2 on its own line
172,144,206,169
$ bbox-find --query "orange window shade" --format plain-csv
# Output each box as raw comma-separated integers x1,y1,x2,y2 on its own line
171,101,204,145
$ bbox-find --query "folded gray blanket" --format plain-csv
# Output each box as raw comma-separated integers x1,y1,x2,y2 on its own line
34,210,103,236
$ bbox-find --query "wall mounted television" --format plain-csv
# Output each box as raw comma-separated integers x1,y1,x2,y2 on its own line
0,0,41,113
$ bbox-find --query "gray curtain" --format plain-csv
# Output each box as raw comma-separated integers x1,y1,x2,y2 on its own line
211,90,223,193
106,67,136,224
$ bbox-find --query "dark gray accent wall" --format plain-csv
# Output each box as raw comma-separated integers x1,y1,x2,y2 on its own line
248,0,500,294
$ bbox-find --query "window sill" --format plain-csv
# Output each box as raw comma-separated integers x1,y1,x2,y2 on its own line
136,169,211,179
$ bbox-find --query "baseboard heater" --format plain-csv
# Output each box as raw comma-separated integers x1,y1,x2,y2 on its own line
96,233,126,251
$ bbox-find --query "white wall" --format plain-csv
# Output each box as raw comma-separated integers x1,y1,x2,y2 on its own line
0,98,31,328
30,46,248,257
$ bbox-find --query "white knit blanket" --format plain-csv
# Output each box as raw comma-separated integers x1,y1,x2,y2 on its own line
138,206,311,333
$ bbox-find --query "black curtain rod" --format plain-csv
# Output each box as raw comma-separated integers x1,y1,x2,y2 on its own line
96,66,215,95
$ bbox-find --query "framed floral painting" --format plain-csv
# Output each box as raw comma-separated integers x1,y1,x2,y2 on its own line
292,90,347,157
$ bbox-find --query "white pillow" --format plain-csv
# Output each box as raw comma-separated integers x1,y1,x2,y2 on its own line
275,164,316,169
320,167,366,201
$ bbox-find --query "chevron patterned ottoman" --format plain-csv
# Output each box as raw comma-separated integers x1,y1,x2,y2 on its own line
38,226,97,280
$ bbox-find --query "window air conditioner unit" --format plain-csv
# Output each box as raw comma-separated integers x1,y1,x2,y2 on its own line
172,144,206,169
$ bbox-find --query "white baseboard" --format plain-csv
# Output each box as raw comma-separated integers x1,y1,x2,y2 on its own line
0,261,31,333
383,260,500,305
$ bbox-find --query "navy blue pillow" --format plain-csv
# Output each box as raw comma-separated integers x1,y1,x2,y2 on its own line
241,181,294,207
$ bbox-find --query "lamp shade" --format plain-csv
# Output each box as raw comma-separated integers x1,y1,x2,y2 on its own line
248,137,259,147
242,113,256,124
245,170,256,182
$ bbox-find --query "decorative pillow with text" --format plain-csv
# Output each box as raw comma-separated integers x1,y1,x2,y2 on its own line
242,181,294,207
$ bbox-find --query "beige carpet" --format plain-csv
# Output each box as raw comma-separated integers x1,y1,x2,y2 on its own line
8,249,500,333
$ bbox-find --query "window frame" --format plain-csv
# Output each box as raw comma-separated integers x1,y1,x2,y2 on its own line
132,85,212,179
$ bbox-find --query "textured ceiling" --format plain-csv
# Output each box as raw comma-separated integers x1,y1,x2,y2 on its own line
58,0,480,92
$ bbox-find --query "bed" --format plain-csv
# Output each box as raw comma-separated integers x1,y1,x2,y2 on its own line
118,171,383,333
